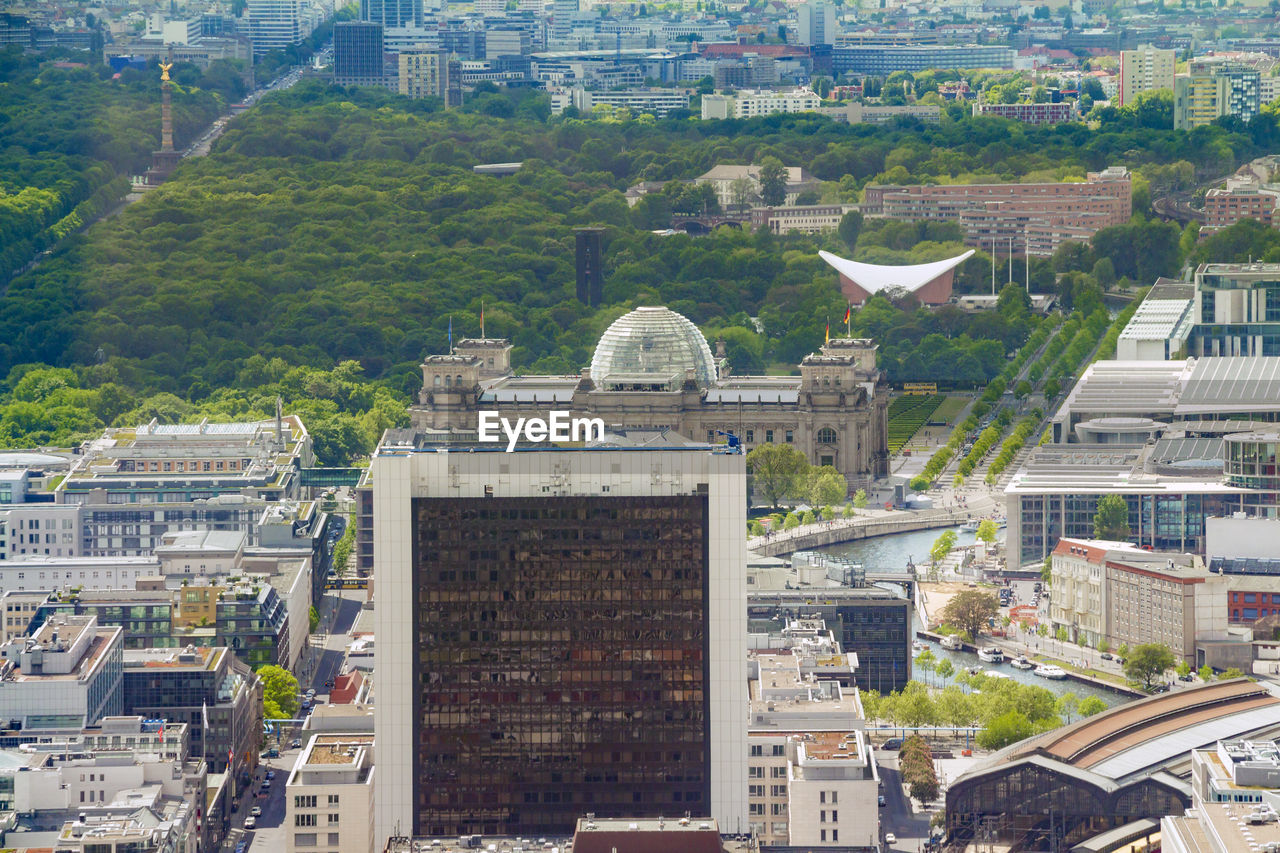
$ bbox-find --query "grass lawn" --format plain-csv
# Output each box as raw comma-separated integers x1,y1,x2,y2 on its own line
932,396,970,424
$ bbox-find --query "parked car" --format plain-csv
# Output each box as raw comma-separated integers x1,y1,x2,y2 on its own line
250,806,262,817
882,738,903,750
244,817,257,830
886,834,897,845
878,795,886,807
1100,652,1113,661
266,770,275,780
1179,673,1195,682
263,747,279,758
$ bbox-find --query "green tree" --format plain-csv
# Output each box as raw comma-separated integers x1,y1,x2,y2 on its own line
838,210,864,250
1175,660,1191,678
977,710,1034,749
330,515,355,578
807,465,848,506
976,519,999,549
820,505,835,521
930,529,958,568
758,157,788,207
935,658,954,684
1056,625,1069,644
1123,643,1175,690
1078,696,1107,717
915,649,936,684
941,590,1000,641
1093,494,1131,541
784,513,801,530
747,443,810,509
309,605,320,633
1199,664,1215,681
1041,558,1053,586
853,488,868,510
1220,667,1247,680
259,664,300,720
1055,691,1080,723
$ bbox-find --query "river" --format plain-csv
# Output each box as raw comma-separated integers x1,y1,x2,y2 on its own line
816,529,1127,706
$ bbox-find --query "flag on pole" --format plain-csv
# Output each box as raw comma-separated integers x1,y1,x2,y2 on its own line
202,699,208,734
843,305,851,335
448,315,453,352
480,300,485,338
825,319,830,344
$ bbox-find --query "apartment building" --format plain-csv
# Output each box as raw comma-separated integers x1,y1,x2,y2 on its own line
571,86,691,116
750,204,855,235
1203,176,1280,232
701,88,820,120
1119,46,1175,106
0,614,123,730
973,100,1079,124
1174,61,1261,130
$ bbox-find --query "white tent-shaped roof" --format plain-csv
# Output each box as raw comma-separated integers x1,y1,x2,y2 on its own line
818,249,976,295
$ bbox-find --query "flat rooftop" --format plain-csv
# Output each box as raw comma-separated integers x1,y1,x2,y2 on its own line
802,730,863,762
122,646,222,671
305,735,373,766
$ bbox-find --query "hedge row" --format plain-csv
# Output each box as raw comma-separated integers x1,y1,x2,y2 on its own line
984,413,1042,485
887,394,945,453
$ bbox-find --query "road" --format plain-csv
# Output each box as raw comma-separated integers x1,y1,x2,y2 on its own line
878,753,937,853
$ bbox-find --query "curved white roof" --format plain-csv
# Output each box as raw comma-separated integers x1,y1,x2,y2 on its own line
818,249,976,294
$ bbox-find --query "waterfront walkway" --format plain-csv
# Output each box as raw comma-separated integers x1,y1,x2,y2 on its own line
747,489,1002,557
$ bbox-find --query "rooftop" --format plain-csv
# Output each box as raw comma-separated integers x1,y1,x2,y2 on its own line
818,249,976,295
122,645,221,671
304,735,374,766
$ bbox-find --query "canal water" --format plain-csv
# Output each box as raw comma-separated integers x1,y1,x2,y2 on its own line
815,524,979,572
814,528,1127,707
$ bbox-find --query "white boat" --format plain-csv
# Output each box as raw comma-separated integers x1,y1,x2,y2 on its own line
977,647,1005,663
940,635,962,650
1010,656,1034,670
960,520,980,532
985,671,1014,680
1033,664,1068,680
965,665,984,676
912,640,926,653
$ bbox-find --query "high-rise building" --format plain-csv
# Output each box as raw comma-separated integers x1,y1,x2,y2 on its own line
797,1,835,46
246,0,312,57
1119,46,1175,106
398,46,448,98
372,434,748,846
550,0,576,40
1174,61,1261,130
334,21,387,88
360,0,420,29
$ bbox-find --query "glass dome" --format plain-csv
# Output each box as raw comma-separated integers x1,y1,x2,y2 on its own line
589,307,717,389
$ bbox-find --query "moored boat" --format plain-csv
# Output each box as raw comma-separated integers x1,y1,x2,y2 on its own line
1010,656,1034,670
977,646,1005,663
940,635,962,650
1033,664,1068,680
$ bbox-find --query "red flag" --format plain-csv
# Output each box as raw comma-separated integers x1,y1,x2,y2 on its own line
843,305,851,324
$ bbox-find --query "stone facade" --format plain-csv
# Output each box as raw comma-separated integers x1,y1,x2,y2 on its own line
408,326,889,490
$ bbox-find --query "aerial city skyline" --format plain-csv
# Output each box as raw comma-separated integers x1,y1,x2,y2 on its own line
4,0,1280,852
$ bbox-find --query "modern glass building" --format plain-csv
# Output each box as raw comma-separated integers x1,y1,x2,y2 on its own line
372,438,748,847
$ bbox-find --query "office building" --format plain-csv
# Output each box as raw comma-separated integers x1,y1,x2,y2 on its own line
0,614,122,730
747,621,878,847
797,1,836,46
1116,281,1196,360
0,589,49,641
0,503,82,560
1164,741,1280,853
750,204,857,236
701,89,821,120
246,0,314,57
122,645,263,775
372,436,748,845
56,417,312,506
334,21,388,88
399,46,447,98
1174,61,1261,130
831,44,1015,76
973,100,1079,124
1189,263,1280,357
863,168,1132,257
570,87,690,116
748,589,911,694
286,734,375,853
550,0,576,40
1119,46,1175,106
360,0,419,28
1008,358,1280,566
485,28,530,58
408,308,888,491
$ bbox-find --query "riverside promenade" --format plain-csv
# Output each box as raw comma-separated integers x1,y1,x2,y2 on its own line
747,490,1002,557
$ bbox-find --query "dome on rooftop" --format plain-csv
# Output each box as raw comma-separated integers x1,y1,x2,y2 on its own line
590,307,717,389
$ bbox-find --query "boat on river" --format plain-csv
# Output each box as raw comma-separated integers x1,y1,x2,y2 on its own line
1034,664,1068,680
940,635,963,650
977,647,1005,663
1010,656,1035,670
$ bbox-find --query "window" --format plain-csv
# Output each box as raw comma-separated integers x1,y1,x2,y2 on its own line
832,830,838,842
746,430,754,443
295,795,318,809
749,784,765,797
749,766,764,778
772,785,787,797
821,830,827,842
772,745,785,756
328,814,340,825
817,427,837,444
784,430,794,443
820,791,826,804
294,834,317,847
771,803,786,815
771,766,786,778
750,745,763,756
328,834,340,845
831,811,838,823
771,823,787,836
328,794,339,805
750,803,765,816
830,791,837,803
295,814,318,827
765,429,774,443
821,810,827,823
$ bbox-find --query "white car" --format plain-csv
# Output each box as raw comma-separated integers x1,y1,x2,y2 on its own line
244,817,257,830
885,834,896,846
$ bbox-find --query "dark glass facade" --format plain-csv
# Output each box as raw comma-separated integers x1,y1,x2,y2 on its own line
411,495,712,837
